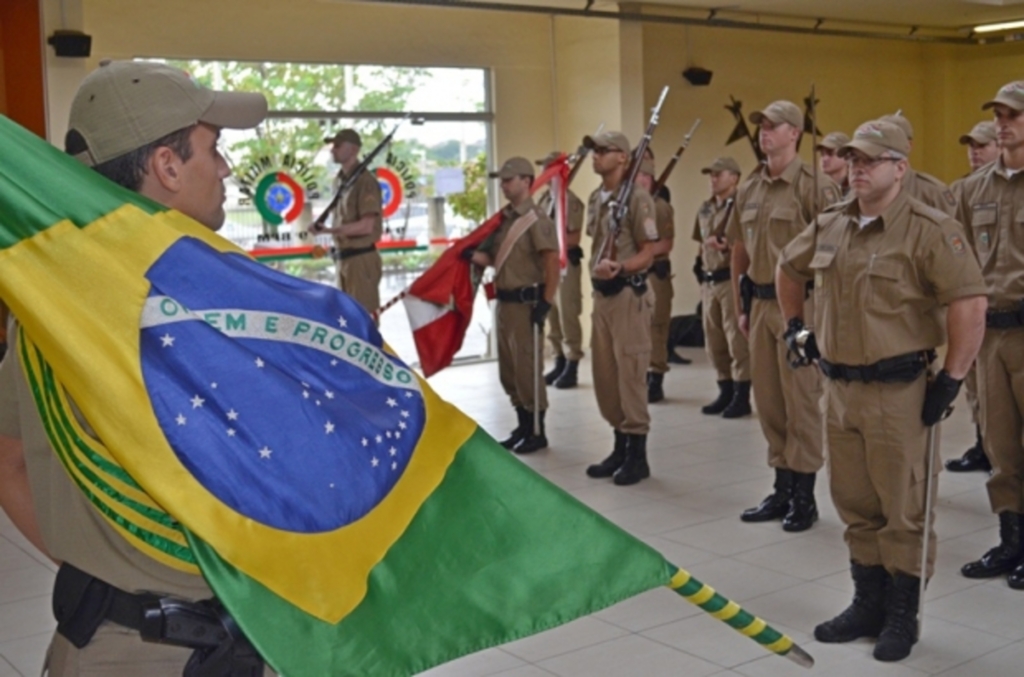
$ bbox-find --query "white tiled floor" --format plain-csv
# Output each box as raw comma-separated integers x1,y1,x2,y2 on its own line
1,350,1021,676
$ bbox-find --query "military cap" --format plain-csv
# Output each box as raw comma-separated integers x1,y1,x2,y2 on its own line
701,157,742,175
840,120,911,159
489,156,535,179
749,101,803,130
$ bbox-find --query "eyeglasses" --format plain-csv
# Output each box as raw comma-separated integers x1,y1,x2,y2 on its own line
845,155,902,170
592,146,622,156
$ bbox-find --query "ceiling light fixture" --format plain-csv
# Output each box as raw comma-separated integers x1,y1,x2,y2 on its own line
973,19,1024,34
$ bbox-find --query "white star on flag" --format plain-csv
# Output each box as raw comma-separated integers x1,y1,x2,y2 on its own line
337,316,348,328
330,359,338,366
176,414,186,426
227,429,236,437
325,422,335,434
395,431,402,439
259,447,273,459
386,397,398,408
401,410,410,418
405,391,414,398
361,438,368,447
389,446,397,457
226,409,239,421
325,391,335,399
303,391,310,399
211,383,218,389
391,461,398,471
255,357,265,368
302,382,310,388
160,334,175,347
371,457,379,467
386,431,392,439
398,421,407,430
191,395,205,409
316,400,321,406
375,435,382,443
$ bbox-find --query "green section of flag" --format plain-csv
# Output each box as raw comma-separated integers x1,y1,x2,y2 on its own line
0,115,162,249
190,427,673,677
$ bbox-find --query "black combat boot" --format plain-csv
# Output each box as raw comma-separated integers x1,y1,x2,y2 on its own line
741,469,794,522
499,407,529,450
587,430,628,478
554,360,579,389
544,354,567,386
722,381,752,419
701,380,734,415
945,425,991,472
782,471,818,532
514,410,548,454
873,572,920,662
814,563,888,642
647,372,665,403
961,511,1024,578
613,434,650,486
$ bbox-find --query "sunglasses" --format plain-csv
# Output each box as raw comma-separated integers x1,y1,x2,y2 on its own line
592,146,622,156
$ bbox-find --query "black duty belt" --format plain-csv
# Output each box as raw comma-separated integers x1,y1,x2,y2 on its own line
819,350,934,384
592,273,648,298
332,245,377,261
752,282,777,300
496,284,545,303
703,268,731,284
986,303,1024,329
651,259,672,280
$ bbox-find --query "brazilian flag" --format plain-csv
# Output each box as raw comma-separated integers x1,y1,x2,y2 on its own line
0,115,809,675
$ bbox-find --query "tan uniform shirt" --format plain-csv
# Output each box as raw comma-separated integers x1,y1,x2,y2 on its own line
956,159,1024,311
331,168,383,251
479,198,558,290
692,196,736,272
780,190,986,365
725,158,840,285
0,325,210,598
652,197,675,261
587,186,659,264
904,169,958,217
537,189,585,234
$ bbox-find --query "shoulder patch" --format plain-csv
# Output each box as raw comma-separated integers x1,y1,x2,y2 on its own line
943,189,957,208
948,233,967,257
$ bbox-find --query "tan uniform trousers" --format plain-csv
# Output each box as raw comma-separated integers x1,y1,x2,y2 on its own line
823,375,937,579
44,624,277,677
497,301,547,412
591,288,653,434
749,297,824,473
338,250,382,318
648,272,673,374
977,328,1024,514
965,365,980,426
546,262,584,361
702,280,750,382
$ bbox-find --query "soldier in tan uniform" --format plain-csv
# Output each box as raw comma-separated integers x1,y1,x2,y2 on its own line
536,153,586,390
0,61,273,675
817,131,851,197
878,114,958,216
693,157,751,418
320,129,384,317
636,159,675,403
778,119,987,662
471,157,559,454
726,100,840,532
946,121,1000,474
582,131,659,486
957,81,1024,589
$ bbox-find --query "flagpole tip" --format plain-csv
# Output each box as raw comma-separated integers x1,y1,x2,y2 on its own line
785,643,815,669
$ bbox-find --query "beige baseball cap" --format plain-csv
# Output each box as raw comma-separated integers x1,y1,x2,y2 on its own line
879,114,913,141
701,157,741,175
749,101,803,130
840,120,911,159
583,131,631,154
324,129,362,146
983,81,1024,111
959,121,998,146
816,131,851,151
67,60,268,166
489,156,535,179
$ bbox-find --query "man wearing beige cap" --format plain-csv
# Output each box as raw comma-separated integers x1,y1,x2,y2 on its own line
636,157,675,403
0,61,273,674
726,100,839,532
694,157,751,418
946,120,1000,475
957,80,1024,590
878,114,957,216
318,128,384,316
817,131,851,197
583,131,659,486
470,157,559,454
536,152,586,390
778,119,986,662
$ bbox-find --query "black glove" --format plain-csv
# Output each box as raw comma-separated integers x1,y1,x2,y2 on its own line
922,370,961,426
567,246,584,266
783,317,819,368
459,247,477,262
531,299,552,327
739,274,754,316
692,255,704,284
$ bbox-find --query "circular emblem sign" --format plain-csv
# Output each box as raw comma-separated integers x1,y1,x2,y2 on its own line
254,172,306,225
376,167,403,219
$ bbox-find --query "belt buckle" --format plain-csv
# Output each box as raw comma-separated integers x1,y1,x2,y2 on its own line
519,286,535,303
846,366,864,382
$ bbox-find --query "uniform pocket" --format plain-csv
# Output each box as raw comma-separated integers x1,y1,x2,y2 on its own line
809,248,838,295
971,204,997,267
867,256,911,312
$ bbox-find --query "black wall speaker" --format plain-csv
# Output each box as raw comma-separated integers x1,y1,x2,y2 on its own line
682,67,713,86
47,30,92,58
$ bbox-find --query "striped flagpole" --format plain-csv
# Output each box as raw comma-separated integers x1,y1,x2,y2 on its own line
669,567,814,668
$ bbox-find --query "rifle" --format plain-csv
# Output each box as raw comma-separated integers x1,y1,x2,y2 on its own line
542,123,605,220
651,118,701,197
725,96,765,165
593,86,670,272
312,114,414,231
